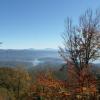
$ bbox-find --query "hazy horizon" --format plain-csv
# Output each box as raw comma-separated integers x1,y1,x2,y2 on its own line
0,48,58,50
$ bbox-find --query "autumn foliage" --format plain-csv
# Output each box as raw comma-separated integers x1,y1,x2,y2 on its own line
27,63,99,100
29,70,70,100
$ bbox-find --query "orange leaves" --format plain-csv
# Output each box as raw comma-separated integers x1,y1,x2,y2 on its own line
66,60,97,95
29,70,71,99
36,71,64,89
29,63,98,99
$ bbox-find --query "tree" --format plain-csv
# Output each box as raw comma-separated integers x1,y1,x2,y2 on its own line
60,9,100,70
59,9,100,71
59,9,100,95
0,67,31,100
29,69,70,100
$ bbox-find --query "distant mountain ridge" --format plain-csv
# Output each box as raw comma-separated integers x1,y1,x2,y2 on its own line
0,49,60,62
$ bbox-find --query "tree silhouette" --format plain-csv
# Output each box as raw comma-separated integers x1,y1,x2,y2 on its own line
59,9,100,69
59,9,100,96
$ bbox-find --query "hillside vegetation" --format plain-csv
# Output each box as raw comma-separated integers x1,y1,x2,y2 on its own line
0,66,99,100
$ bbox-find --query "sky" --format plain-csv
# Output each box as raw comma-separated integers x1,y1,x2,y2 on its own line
0,0,100,49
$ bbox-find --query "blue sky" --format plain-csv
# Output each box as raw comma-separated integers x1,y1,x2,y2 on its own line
0,0,99,49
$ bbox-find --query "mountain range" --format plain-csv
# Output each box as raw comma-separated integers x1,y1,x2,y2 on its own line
0,49,63,68
0,49,60,61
